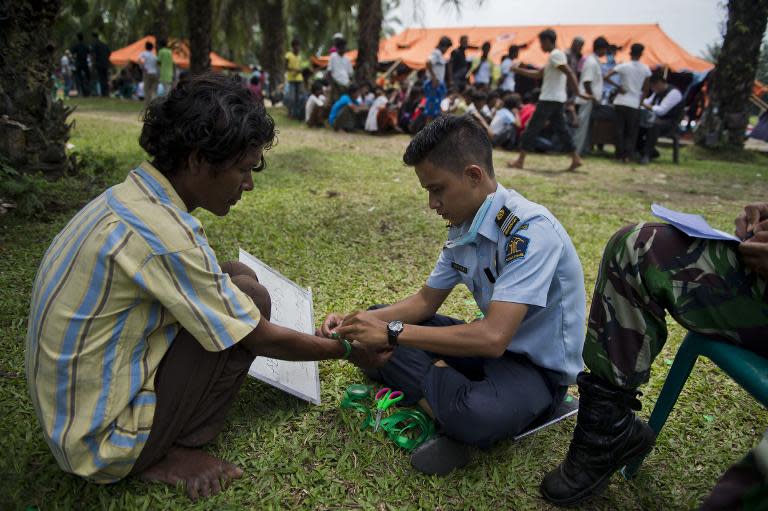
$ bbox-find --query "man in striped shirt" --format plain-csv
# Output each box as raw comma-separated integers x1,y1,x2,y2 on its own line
26,73,388,500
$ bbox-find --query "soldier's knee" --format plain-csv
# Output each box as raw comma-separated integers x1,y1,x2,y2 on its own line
231,275,271,321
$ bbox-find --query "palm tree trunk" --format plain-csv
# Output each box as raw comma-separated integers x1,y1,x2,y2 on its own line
152,0,170,43
188,0,212,74
354,0,383,85
256,0,286,98
0,0,73,175
695,0,768,149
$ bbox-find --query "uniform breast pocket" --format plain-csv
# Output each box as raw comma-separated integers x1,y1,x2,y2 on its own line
458,269,475,292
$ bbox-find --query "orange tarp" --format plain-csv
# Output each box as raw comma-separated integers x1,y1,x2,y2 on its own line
109,35,242,70
313,24,713,73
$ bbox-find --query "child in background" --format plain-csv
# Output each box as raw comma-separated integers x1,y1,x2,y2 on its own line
305,80,326,127
490,94,521,150
365,87,389,133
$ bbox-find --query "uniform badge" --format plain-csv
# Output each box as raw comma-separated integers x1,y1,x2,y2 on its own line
495,206,511,227
451,262,469,273
501,214,520,236
519,223,529,230
505,235,529,263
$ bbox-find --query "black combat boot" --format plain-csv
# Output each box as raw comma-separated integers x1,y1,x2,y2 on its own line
540,372,657,506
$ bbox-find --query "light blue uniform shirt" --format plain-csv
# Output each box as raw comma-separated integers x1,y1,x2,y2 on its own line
426,183,586,384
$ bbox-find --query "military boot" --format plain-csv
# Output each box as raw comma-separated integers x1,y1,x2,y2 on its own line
540,372,656,506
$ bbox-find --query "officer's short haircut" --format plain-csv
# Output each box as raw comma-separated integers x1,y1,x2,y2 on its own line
630,43,644,58
402,115,494,178
538,29,557,44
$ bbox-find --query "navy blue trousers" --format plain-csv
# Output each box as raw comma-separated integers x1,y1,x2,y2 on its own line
363,306,566,448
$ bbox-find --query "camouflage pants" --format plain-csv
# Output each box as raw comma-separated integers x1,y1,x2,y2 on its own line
584,223,768,389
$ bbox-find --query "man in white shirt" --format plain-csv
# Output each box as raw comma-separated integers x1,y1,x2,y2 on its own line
425,36,453,121
573,37,609,155
471,42,493,89
605,43,651,162
508,29,591,172
328,36,354,104
305,81,326,127
638,73,684,163
499,45,522,93
139,41,159,104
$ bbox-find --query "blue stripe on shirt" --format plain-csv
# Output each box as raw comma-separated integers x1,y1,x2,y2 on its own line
52,222,128,453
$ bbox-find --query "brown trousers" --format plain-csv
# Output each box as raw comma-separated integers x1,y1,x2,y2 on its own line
129,261,270,475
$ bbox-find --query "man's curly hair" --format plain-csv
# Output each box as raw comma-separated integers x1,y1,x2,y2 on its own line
139,72,276,175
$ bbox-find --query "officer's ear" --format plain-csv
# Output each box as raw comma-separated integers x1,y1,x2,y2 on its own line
463,164,484,185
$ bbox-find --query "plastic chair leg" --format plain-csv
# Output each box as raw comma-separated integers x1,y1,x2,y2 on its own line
673,137,680,164
622,334,699,479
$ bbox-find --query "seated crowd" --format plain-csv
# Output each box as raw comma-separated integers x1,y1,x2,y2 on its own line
280,32,686,165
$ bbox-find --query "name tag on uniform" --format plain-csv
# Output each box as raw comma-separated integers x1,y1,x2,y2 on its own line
451,262,469,273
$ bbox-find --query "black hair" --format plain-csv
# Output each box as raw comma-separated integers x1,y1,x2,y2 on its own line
310,80,324,95
649,71,666,84
482,41,491,51
503,95,519,110
145,41,154,51
403,115,494,177
158,38,168,48
538,29,557,44
593,36,609,52
472,90,487,103
630,43,644,58
291,38,300,46
347,83,360,95
438,36,453,49
139,72,276,176
508,44,522,58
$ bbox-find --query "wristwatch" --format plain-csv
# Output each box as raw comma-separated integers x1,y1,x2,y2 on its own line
387,320,404,347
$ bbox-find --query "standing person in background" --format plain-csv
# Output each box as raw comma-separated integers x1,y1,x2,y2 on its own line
328,36,354,106
157,39,174,96
573,36,608,155
424,36,453,124
449,35,471,91
566,37,585,77
71,33,91,97
471,42,494,90
605,43,651,162
600,45,619,104
139,41,159,104
91,32,111,97
499,45,522,94
60,51,73,98
508,29,590,172
284,39,304,120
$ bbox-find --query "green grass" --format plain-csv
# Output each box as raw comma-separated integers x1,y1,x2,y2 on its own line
1,99,767,510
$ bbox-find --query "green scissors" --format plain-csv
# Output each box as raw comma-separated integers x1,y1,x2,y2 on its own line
374,387,404,432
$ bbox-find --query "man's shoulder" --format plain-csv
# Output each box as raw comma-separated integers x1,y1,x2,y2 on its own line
108,173,206,255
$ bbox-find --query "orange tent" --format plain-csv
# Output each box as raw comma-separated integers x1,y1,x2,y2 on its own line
109,35,243,70
313,24,713,73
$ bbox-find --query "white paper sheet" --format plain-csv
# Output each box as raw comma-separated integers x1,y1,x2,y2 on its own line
651,204,741,243
238,249,321,404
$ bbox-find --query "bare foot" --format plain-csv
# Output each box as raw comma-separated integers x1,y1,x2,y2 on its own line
567,158,583,172
138,446,243,500
507,159,524,169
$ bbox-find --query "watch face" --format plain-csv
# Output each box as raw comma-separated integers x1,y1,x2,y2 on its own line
389,320,404,334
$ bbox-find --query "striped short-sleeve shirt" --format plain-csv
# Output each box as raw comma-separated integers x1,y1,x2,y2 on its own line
25,162,261,483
